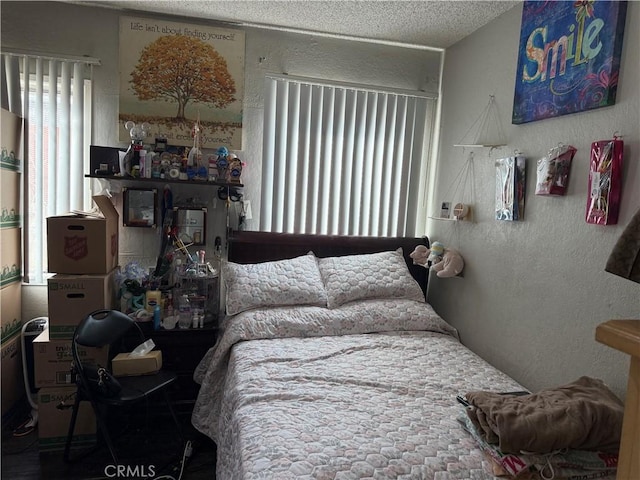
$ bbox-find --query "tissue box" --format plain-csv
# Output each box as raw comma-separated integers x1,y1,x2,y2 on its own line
111,351,162,377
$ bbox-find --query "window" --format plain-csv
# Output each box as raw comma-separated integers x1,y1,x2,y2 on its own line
1,52,96,283
260,74,437,237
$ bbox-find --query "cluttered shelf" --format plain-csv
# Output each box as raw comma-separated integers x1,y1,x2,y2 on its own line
85,174,243,188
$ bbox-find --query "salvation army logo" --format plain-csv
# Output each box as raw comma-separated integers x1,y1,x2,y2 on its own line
64,236,88,260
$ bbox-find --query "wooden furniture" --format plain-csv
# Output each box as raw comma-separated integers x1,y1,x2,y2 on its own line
121,323,217,412
596,319,640,479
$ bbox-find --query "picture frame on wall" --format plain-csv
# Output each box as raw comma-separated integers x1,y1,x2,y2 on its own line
119,16,245,149
512,0,628,125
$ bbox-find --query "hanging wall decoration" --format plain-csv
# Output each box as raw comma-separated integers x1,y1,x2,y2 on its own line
495,155,526,221
119,16,245,149
512,1,628,125
535,144,577,196
585,136,624,226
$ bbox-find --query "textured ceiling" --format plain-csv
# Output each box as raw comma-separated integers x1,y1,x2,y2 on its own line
71,1,519,49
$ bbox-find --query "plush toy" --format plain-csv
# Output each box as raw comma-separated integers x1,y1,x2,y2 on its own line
428,241,445,266
409,245,430,267
432,246,464,278
410,242,444,268
409,242,464,278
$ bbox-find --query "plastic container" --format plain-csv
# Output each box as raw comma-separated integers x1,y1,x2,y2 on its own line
131,339,156,356
145,290,161,313
178,295,191,329
153,305,161,331
165,292,174,319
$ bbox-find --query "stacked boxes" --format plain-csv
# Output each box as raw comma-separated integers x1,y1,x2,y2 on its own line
37,387,97,452
33,328,109,451
33,328,108,389
1,230,24,416
46,195,119,275
1,108,25,418
47,271,118,340
37,195,119,450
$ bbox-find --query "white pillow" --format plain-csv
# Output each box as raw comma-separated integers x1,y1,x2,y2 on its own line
224,253,327,315
317,248,425,308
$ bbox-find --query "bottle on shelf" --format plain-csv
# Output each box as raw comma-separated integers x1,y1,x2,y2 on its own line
178,294,191,329
153,305,161,331
165,292,174,318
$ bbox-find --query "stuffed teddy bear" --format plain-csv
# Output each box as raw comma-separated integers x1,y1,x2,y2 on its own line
410,242,464,278
410,241,445,268
432,246,464,278
409,244,430,267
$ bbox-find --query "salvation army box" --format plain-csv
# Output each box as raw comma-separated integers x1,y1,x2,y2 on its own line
47,195,118,274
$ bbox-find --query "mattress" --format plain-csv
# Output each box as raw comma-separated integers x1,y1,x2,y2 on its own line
191,299,537,479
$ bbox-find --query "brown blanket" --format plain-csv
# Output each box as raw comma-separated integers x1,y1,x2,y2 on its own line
465,376,624,454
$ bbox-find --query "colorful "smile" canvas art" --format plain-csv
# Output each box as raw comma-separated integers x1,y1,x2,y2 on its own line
512,1,628,125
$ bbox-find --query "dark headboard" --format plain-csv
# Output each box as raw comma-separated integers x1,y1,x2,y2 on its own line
228,231,430,295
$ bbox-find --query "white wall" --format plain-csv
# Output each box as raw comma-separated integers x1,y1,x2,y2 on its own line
2,3,441,315
429,2,640,399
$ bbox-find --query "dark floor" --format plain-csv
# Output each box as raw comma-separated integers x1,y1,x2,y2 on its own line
2,401,216,480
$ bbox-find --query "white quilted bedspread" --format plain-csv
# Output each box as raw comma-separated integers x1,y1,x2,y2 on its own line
191,299,528,479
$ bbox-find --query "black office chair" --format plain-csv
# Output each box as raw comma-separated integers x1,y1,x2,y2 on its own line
63,309,182,464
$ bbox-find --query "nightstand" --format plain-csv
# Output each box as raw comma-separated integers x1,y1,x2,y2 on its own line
120,322,218,412
596,319,640,479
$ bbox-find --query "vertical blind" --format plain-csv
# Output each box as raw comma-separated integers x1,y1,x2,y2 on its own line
1,51,95,283
260,75,437,237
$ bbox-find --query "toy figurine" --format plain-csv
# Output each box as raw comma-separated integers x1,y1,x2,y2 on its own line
410,241,464,278
121,121,150,177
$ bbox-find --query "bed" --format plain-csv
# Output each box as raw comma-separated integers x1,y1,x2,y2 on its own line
191,232,619,480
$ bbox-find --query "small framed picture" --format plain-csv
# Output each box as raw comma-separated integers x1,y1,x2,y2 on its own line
123,187,157,228
440,202,451,219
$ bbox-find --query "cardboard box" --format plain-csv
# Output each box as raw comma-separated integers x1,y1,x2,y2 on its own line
112,350,162,377
1,170,20,228
38,386,96,451
1,281,22,343
33,328,109,388
1,333,25,417
47,195,119,274
0,227,21,287
47,270,117,339
1,109,23,172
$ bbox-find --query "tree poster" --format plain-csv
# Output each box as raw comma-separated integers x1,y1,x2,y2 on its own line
119,16,245,149
512,1,627,125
